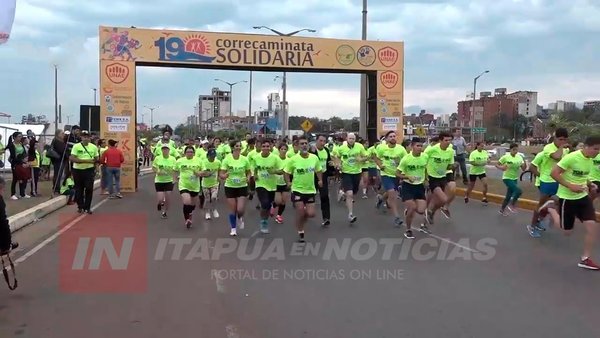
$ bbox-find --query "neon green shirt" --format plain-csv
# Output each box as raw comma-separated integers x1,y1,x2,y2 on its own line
424,143,454,178
499,153,524,180
284,153,322,194
531,152,545,187
247,149,259,168
315,148,329,172
195,147,207,161
153,141,178,158
201,158,221,188
333,143,368,174
71,142,99,170
539,142,569,183
590,154,600,182
363,146,376,169
556,150,592,200
217,144,231,161
41,150,51,165
276,157,289,186
253,153,284,191
375,143,408,177
176,157,202,192
153,155,177,183
286,148,298,158
60,177,74,195
220,154,251,188
398,152,429,185
469,149,489,175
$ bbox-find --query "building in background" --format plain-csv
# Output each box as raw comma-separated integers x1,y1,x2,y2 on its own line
456,88,518,129
236,110,247,118
198,87,231,122
436,114,450,127
548,100,576,112
583,100,600,113
507,91,538,117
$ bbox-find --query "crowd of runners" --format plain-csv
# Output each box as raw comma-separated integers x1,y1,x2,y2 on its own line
148,127,600,271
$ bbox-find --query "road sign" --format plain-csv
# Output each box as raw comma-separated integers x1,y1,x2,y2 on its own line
415,127,426,137
300,119,313,132
473,127,487,133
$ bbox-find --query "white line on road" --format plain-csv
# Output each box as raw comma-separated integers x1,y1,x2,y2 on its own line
14,197,110,265
212,269,226,293
225,324,240,338
425,232,479,253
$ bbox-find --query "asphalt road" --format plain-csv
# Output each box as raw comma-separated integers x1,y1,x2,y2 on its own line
1,175,599,338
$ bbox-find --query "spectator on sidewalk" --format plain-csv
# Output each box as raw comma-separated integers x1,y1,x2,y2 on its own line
41,144,52,181
101,139,124,199
69,131,99,214
28,139,41,196
51,129,67,193
0,177,18,255
7,132,29,200
97,139,108,195
60,173,75,205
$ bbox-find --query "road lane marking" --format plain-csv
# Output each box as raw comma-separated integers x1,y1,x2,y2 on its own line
212,269,226,293
14,197,110,265
424,232,479,253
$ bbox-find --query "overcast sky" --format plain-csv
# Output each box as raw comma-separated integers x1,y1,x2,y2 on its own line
0,0,599,125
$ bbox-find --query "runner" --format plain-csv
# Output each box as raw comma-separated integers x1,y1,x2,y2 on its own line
537,135,600,270
397,137,429,238
464,142,490,204
243,138,258,203
200,147,221,220
153,129,178,158
424,132,455,227
220,140,252,236
496,143,527,216
359,139,376,199
273,143,290,224
175,146,202,228
373,131,408,227
152,145,177,218
284,136,323,243
311,134,333,227
332,133,368,224
253,139,284,234
526,128,569,238
590,152,600,200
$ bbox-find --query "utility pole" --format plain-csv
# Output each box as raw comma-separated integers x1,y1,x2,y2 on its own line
359,0,368,140
54,65,58,133
92,88,97,106
144,106,158,131
248,71,253,131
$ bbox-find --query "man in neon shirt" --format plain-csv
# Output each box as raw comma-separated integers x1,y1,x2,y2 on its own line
465,142,490,204
253,139,284,234
374,130,408,227
332,133,368,224
397,137,428,238
424,131,455,227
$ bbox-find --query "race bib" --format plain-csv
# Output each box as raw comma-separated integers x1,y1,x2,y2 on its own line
348,158,356,166
389,160,397,167
232,178,241,184
189,175,197,181
260,172,270,179
437,169,446,176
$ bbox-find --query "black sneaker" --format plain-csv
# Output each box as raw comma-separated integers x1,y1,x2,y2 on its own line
404,230,415,239
161,212,167,219
86,210,93,215
464,197,469,203
77,208,84,214
482,198,488,205
298,232,305,243
321,219,330,228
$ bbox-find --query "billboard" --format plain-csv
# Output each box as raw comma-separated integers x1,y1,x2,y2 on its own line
99,26,404,192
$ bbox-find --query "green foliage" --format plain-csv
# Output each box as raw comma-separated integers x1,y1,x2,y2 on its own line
288,116,359,133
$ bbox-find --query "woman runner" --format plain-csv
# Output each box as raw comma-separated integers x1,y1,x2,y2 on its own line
219,140,252,236
496,143,527,216
153,145,177,219
201,148,221,220
273,143,290,224
175,146,203,228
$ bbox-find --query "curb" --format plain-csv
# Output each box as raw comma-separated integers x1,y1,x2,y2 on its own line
9,168,153,233
455,187,600,221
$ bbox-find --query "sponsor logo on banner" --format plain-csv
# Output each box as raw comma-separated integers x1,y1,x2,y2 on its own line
380,71,399,89
336,45,355,65
378,47,399,68
106,63,129,84
380,117,400,124
59,214,147,293
108,124,128,132
154,34,216,63
106,116,131,123
382,123,397,131
357,45,376,66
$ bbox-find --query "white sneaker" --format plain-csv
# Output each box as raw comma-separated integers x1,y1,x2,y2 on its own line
238,217,245,230
229,228,237,236
212,209,220,218
23,195,31,199
205,211,211,220
10,195,18,200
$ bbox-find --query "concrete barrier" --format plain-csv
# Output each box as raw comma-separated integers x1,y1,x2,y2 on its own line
9,168,153,233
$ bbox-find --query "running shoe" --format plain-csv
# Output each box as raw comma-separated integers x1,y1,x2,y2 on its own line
526,225,541,238
482,198,488,206
238,217,245,230
535,218,549,231
85,210,93,215
464,197,469,204
77,208,84,213
440,207,451,219
115,193,123,199
348,215,357,223
499,209,508,216
419,224,431,234
275,215,284,224
507,205,518,214
161,212,167,219
260,220,270,234
230,228,238,236
298,232,305,243
205,211,211,220
362,194,368,199
394,217,404,228
185,218,192,229
578,258,600,270
321,219,330,228
404,230,415,239
157,203,162,211
212,209,220,218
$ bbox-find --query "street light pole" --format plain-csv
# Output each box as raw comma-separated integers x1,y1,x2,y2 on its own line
359,0,368,140
54,64,58,133
144,105,158,130
92,88,97,106
214,79,248,117
470,70,489,144
248,71,253,130
253,26,316,137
